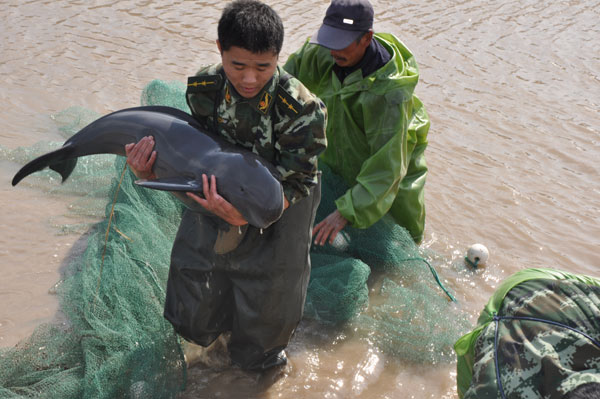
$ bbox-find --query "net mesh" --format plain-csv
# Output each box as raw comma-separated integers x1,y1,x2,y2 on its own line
308,162,468,363
0,79,468,398
0,81,188,399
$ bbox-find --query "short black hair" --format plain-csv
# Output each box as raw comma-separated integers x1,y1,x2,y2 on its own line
354,30,371,44
217,0,284,55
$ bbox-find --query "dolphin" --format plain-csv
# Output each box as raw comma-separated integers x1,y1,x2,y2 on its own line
11,106,285,229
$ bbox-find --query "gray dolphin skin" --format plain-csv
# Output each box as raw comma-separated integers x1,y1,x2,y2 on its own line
12,106,285,229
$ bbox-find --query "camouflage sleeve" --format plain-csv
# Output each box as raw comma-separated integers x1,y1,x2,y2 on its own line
274,80,327,204
186,64,222,131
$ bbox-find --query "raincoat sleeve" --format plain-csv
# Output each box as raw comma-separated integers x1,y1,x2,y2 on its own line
334,91,413,228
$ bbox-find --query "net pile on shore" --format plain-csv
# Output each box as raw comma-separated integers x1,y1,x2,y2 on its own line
1,79,468,398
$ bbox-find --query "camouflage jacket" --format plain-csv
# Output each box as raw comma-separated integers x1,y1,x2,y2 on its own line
455,268,600,399
186,64,327,205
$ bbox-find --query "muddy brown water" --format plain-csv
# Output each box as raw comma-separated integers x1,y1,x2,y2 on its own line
1,1,598,397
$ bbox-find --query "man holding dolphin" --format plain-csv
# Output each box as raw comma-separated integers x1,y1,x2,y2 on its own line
127,0,327,371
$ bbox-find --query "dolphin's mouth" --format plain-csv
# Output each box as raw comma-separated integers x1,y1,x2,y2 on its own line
241,185,285,229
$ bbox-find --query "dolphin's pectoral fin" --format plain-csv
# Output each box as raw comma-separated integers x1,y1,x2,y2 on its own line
135,177,203,192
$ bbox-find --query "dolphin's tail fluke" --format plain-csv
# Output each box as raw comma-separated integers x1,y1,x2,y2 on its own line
12,143,77,186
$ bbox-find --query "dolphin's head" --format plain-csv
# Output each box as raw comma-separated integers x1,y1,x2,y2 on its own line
153,151,285,229
235,175,284,229
219,158,284,229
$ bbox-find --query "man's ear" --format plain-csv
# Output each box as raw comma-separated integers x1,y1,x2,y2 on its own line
216,40,222,54
363,30,374,46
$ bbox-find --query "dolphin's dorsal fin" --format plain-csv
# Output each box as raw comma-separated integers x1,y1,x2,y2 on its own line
134,177,202,192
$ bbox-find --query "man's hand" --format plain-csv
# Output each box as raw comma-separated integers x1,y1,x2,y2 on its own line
312,209,348,246
125,136,157,179
187,174,248,226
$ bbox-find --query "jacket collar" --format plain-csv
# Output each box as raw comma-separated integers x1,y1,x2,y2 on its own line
333,38,391,83
223,68,279,115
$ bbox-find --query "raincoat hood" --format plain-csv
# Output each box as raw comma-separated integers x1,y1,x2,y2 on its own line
297,33,420,102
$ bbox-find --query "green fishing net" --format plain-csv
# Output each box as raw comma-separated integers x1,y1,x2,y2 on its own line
308,161,468,363
1,79,467,398
0,81,188,399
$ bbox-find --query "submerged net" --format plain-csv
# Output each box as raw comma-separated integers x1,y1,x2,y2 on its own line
1,79,468,398
0,81,188,399
307,162,469,363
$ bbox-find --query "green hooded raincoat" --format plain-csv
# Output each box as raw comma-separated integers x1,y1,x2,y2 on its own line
284,33,429,242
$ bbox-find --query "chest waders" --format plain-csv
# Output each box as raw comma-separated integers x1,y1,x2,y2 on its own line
163,71,321,370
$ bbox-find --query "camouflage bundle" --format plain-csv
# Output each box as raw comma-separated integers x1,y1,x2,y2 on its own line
455,268,600,399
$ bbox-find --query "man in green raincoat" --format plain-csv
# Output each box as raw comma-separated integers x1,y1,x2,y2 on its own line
284,0,429,243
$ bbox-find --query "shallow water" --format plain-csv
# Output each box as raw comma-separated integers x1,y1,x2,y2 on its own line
1,0,598,397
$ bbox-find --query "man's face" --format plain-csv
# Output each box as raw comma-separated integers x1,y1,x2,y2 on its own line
329,32,372,68
218,42,278,99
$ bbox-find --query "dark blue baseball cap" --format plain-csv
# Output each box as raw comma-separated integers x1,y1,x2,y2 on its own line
310,0,374,50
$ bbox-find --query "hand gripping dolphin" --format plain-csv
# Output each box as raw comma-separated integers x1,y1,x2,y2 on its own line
11,106,285,229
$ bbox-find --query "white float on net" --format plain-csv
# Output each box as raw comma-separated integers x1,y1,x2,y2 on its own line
466,243,489,268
